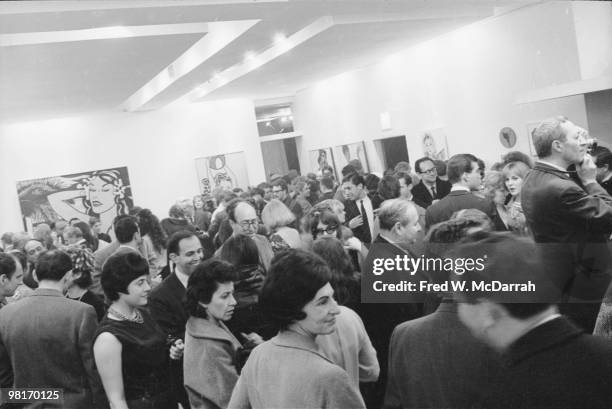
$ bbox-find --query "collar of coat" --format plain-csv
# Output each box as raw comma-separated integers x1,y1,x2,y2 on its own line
533,161,572,180
501,316,582,367
273,330,334,363
186,316,241,346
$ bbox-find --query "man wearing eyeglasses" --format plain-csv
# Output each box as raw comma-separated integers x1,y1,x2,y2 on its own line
411,157,451,209
215,199,274,271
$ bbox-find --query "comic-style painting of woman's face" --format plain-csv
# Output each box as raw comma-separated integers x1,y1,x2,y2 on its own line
87,176,116,213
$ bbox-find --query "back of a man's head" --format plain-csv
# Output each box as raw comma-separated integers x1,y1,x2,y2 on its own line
35,250,72,282
320,176,334,191
378,199,415,231
114,215,139,244
446,154,477,184
452,231,556,318
0,253,17,280
532,116,569,159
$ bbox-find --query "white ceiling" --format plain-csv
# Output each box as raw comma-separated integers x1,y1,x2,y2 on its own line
0,0,543,123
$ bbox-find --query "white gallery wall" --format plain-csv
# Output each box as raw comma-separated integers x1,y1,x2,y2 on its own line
1,1,610,232
0,99,265,232
294,1,595,172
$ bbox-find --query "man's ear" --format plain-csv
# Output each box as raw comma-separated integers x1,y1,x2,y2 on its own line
169,252,178,262
481,300,508,328
551,139,564,154
0,273,7,285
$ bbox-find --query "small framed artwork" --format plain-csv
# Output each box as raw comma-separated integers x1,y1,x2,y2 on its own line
195,151,249,194
526,121,541,157
309,147,338,180
421,128,449,161
333,141,370,174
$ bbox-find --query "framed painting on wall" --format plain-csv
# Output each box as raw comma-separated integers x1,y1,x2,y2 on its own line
421,128,449,161
195,151,249,195
333,141,370,174
526,121,541,158
308,147,338,180
16,166,133,234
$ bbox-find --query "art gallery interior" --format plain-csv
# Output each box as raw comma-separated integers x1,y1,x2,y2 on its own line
1,0,611,231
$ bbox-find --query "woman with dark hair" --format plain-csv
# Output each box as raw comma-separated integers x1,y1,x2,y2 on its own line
372,175,400,208
183,259,247,409
93,252,182,409
304,208,367,271
63,246,105,321
137,208,168,281
311,237,379,389
72,221,99,251
90,216,111,243
228,249,365,409
312,237,360,308
219,235,270,339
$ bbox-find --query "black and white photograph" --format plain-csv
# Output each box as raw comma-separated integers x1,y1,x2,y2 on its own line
1,1,612,409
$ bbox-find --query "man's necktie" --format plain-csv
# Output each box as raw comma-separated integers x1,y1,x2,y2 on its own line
360,200,372,243
431,185,437,199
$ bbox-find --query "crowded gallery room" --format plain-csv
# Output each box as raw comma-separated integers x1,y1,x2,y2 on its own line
1,0,612,408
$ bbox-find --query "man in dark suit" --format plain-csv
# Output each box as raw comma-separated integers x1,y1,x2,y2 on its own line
595,150,612,195
0,250,102,408
454,232,612,409
411,156,451,208
425,153,505,230
522,116,612,332
149,231,204,409
361,199,425,408
384,219,501,409
342,173,377,245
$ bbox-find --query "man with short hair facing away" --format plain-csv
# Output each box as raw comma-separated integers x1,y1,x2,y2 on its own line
454,232,612,409
319,176,336,201
342,173,377,246
361,199,425,409
425,153,505,230
384,218,501,409
149,231,204,409
215,199,274,271
521,117,612,332
0,250,102,408
411,157,451,209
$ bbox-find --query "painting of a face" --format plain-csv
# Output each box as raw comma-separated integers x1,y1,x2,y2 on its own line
423,134,436,157
87,176,115,213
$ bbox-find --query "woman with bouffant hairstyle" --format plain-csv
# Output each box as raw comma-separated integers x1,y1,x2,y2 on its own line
229,250,365,409
94,252,182,409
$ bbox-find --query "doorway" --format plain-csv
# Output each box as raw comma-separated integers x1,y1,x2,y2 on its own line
260,137,301,180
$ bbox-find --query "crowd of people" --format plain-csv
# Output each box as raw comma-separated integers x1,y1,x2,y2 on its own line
1,115,612,408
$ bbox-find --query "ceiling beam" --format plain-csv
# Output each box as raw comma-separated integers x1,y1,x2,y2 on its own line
0,0,287,14
168,15,335,106
0,23,210,47
122,19,259,112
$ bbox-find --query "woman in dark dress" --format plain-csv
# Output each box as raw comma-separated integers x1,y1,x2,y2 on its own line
93,252,183,409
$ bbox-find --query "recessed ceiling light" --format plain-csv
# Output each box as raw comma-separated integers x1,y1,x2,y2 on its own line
274,33,286,44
